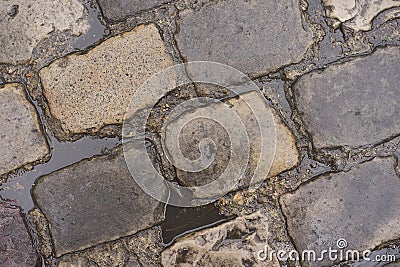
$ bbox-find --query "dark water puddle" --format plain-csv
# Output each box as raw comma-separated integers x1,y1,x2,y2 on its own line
73,0,110,50
0,135,120,212
160,203,233,246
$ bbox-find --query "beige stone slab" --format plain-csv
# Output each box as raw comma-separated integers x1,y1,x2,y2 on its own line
40,24,173,134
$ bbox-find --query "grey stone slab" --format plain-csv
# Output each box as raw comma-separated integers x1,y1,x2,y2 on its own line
97,0,172,22
161,211,280,266
0,203,38,267
0,83,49,176
32,152,165,256
0,0,90,64
294,47,400,149
40,24,173,134
280,157,400,267
164,91,299,192
176,0,313,77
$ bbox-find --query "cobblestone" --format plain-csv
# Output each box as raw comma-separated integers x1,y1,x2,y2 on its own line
280,157,400,267
164,91,299,191
32,152,165,256
323,0,400,31
97,0,172,22
0,0,90,65
0,203,38,267
40,24,173,135
176,0,313,77
294,47,400,149
0,83,48,176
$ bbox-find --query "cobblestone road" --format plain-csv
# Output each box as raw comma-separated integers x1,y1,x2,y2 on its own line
0,0,400,266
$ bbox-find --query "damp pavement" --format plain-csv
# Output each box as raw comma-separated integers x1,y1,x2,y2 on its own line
0,0,400,267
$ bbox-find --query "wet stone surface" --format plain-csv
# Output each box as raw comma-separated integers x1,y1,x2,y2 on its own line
165,91,299,192
294,46,400,149
0,202,38,267
323,0,400,31
0,0,90,65
161,211,280,267
0,83,48,176
280,157,400,267
40,23,173,135
32,152,165,257
56,227,163,267
97,0,173,22
176,0,314,77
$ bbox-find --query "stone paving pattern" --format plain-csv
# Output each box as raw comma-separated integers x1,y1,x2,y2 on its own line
0,0,400,266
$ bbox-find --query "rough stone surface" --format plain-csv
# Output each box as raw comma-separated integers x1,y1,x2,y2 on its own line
32,152,165,257
40,24,173,134
323,0,400,31
176,0,313,77
161,211,280,266
0,203,38,267
98,0,172,21
280,157,400,267
165,91,299,189
0,83,49,176
57,227,163,267
294,47,400,149
0,0,90,64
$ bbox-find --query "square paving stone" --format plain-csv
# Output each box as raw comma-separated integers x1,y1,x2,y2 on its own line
294,47,400,149
40,23,173,135
280,157,400,267
0,83,49,176
32,152,165,256
176,0,313,77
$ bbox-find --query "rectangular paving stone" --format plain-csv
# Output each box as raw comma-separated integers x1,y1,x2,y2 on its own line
164,91,299,197
280,157,400,267
40,23,173,135
0,0,90,64
0,83,49,176
97,0,173,22
176,0,313,77
32,152,165,256
161,211,280,266
294,47,400,149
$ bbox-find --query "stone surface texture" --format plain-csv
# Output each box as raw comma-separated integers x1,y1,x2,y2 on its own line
98,0,172,21
0,83,48,176
0,203,38,267
176,0,313,76
161,211,280,266
323,0,400,31
280,157,400,267
164,91,299,191
32,152,165,257
40,24,173,134
0,0,90,64
294,47,400,149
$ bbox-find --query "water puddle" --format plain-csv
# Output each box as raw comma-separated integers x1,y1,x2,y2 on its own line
160,203,232,246
73,0,110,50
